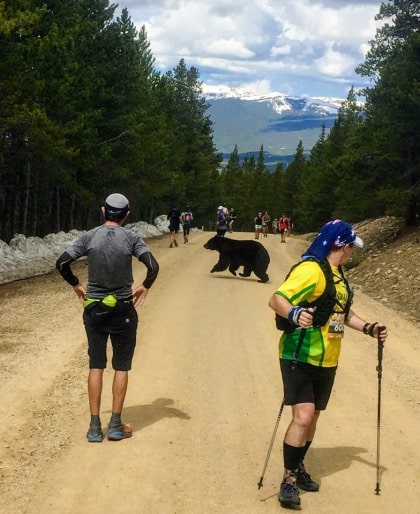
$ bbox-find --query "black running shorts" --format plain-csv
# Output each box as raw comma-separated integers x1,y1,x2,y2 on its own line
280,359,337,410
83,301,138,371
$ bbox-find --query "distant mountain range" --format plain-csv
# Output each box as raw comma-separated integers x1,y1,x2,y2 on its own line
203,85,345,168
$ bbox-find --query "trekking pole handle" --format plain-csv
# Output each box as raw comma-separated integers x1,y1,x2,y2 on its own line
376,326,386,375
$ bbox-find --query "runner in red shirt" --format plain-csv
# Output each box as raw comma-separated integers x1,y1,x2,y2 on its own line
278,214,290,243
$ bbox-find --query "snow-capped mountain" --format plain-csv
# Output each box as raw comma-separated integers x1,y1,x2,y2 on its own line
203,84,344,159
203,84,343,115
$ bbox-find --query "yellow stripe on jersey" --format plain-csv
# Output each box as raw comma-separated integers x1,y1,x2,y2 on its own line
275,261,349,367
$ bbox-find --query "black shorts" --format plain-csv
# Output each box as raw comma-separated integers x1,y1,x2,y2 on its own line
280,359,337,410
183,224,191,235
169,223,179,233
83,301,138,371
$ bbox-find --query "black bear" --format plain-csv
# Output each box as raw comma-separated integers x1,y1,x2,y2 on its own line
204,235,270,283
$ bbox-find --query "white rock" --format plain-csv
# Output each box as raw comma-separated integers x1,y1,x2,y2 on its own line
154,215,170,233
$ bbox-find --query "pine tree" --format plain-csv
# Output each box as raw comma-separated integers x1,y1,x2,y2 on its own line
283,140,307,227
356,0,420,81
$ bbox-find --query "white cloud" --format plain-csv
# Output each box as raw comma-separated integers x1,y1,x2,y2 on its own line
280,4,378,43
240,79,273,95
116,0,384,97
314,42,356,77
270,44,292,57
207,39,255,59
359,42,371,60
195,57,256,75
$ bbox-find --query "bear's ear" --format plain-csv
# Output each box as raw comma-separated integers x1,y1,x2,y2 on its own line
204,237,216,249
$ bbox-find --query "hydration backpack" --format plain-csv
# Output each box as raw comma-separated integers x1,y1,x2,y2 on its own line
275,258,353,332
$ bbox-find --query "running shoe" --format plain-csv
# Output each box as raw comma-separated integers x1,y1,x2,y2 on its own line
107,424,132,441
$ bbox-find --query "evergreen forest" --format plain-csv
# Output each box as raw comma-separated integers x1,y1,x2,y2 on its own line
0,0,419,242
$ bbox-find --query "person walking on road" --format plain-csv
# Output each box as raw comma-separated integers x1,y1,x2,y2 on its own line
181,206,193,243
272,217,278,234
278,214,290,243
56,193,159,443
268,219,388,509
254,212,263,239
228,208,237,233
216,206,228,237
167,204,182,247
262,211,271,238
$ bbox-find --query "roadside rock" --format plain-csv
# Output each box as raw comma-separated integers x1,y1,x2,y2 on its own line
298,216,419,323
348,217,420,323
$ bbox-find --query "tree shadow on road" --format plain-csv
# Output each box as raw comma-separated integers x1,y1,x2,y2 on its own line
116,398,190,433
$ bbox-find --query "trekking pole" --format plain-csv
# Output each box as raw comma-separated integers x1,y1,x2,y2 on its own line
375,326,385,495
257,326,307,490
258,399,285,490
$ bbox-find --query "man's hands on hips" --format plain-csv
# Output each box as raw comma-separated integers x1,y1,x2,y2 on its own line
73,283,86,302
132,285,149,308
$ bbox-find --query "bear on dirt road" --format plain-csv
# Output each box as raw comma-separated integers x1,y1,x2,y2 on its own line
203,235,270,283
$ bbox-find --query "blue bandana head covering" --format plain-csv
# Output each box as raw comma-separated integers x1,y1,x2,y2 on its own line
302,219,363,261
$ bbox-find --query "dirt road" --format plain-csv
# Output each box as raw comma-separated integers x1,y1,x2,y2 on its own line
1,230,419,514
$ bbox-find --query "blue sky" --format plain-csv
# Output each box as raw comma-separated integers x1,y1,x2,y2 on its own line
116,0,384,99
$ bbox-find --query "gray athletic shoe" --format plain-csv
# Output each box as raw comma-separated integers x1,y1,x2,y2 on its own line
87,427,104,443
278,477,300,508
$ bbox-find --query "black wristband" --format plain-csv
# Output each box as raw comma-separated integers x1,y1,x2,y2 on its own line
368,322,378,337
362,323,370,335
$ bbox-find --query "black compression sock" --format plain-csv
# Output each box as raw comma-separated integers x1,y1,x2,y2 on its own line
283,442,302,472
300,440,312,463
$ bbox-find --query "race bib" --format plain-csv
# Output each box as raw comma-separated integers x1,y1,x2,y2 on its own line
329,313,345,337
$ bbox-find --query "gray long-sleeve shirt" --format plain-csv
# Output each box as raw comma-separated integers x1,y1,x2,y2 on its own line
56,224,159,298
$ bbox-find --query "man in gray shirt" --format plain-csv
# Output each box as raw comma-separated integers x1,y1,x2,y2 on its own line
56,193,159,442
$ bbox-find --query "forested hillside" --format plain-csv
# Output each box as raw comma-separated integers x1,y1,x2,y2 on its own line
0,0,418,242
